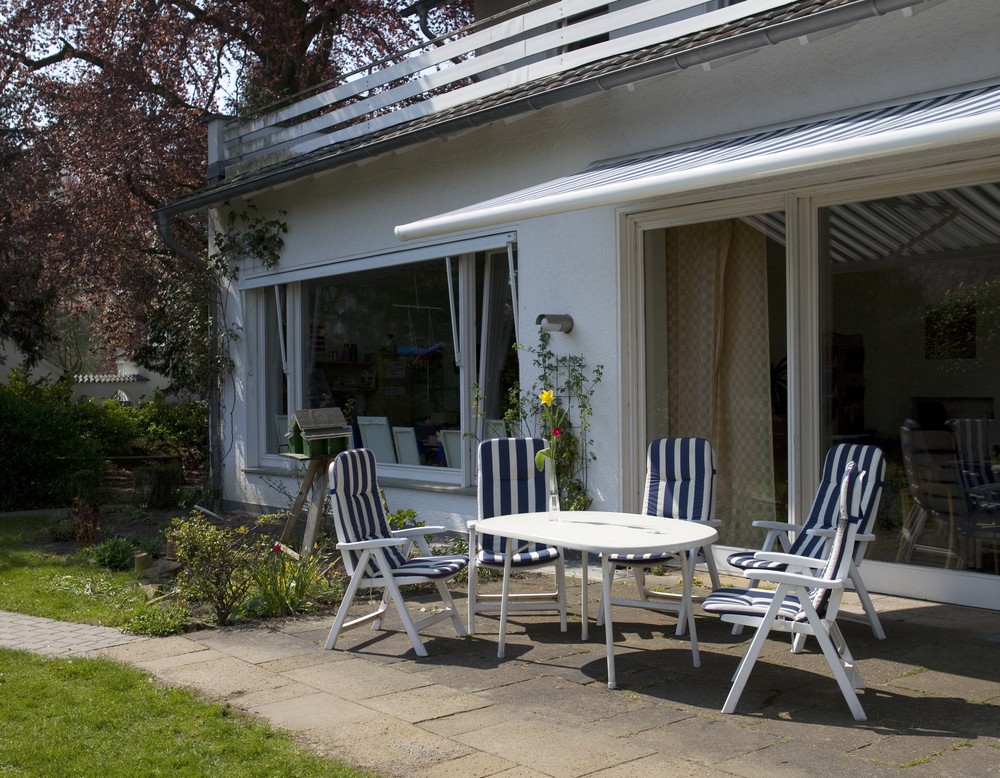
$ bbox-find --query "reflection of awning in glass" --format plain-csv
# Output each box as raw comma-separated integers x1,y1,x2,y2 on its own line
395,84,1000,242
741,181,1000,266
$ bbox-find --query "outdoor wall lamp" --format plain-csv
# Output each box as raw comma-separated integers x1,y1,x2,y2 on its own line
535,313,574,333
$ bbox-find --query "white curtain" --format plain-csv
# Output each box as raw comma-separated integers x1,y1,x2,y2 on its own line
665,220,775,547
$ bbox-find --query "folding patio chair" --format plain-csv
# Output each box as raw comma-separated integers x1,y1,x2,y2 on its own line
703,461,869,721
324,448,468,657
726,442,886,640
467,437,567,634
598,437,720,637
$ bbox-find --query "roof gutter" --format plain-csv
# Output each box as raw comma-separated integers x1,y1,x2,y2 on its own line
152,0,929,239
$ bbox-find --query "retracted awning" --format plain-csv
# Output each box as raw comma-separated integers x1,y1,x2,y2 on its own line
395,83,1000,241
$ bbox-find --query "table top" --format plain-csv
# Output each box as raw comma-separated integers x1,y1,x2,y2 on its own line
475,511,718,555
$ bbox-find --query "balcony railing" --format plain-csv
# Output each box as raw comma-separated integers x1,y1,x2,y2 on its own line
217,0,787,179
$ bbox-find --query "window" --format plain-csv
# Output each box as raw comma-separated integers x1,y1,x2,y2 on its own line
253,243,518,481
819,182,1000,576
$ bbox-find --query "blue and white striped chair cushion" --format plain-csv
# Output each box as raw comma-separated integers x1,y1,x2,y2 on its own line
330,448,409,576
726,443,884,571
479,546,561,566
394,555,469,579
702,587,805,621
477,437,560,568
609,437,716,564
947,418,1000,497
706,462,861,623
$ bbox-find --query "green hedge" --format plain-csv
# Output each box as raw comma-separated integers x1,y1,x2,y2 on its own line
0,370,207,511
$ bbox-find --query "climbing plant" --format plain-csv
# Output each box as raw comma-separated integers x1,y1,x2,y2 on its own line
502,331,603,511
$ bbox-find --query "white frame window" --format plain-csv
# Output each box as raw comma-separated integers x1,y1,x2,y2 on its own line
241,233,517,486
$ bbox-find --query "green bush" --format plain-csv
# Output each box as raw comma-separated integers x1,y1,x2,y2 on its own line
122,603,189,636
132,391,207,459
0,371,206,511
132,464,184,508
166,513,256,626
245,543,339,618
0,371,106,511
89,537,138,572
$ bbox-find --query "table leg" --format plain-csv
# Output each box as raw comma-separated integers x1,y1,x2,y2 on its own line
580,552,588,642
601,552,616,689
497,537,514,659
681,549,701,667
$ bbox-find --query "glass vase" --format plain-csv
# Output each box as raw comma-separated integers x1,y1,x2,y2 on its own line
547,467,561,517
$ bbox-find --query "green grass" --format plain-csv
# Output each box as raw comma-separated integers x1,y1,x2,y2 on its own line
0,514,148,627
0,648,374,777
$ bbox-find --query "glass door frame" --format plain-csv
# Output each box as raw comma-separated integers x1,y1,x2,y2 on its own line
621,161,1000,609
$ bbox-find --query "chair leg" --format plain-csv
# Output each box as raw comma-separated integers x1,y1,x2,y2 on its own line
326,550,383,650
435,578,467,638
373,555,429,657
704,545,722,590
467,552,479,635
721,591,787,715
849,562,886,640
384,578,429,657
801,608,867,721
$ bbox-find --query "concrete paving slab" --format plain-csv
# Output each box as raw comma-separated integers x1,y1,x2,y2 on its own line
191,627,320,663
407,750,522,778
281,654,433,699
149,653,295,699
100,634,207,663
362,683,493,723
305,715,475,778
454,716,656,778
7,569,1000,778
248,690,380,730
583,752,728,777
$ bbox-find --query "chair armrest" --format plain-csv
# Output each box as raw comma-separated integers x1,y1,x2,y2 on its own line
751,569,846,589
752,551,828,569
393,526,445,538
751,520,806,532
336,537,407,551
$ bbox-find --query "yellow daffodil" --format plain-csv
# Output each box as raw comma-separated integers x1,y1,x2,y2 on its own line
539,389,554,406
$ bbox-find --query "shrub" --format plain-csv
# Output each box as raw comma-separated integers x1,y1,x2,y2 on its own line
122,603,189,636
133,464,184,509
89,537,138,572
246,543,338,618
166,513,255,626
67,497,105,544
0,371,106,511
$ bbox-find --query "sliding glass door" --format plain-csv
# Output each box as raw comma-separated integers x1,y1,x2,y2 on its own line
642,213,788,547
819,182,1000,576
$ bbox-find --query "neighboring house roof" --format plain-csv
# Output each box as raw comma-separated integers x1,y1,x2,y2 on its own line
74,373,150,384
156,0,927,219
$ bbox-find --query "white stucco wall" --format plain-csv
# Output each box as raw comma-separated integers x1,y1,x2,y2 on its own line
218,0,1000,533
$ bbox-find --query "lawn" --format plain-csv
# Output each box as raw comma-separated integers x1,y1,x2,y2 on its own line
0,513,151,628
0,648,374,777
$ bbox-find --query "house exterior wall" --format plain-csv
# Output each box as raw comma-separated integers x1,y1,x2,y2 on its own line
217,0,1000,607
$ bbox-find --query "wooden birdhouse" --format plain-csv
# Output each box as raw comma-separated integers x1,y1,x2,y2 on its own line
286,408,354,459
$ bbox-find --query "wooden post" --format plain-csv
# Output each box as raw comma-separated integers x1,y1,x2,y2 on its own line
279,458,323,544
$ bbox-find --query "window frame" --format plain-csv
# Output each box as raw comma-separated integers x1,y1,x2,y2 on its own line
242,233,517,486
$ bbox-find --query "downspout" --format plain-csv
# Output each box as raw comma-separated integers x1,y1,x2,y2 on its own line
155,201,225,512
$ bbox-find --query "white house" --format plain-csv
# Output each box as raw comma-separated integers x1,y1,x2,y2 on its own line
157,0,1000,609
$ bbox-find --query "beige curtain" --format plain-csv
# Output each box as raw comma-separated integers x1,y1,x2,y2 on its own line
665,220,775,547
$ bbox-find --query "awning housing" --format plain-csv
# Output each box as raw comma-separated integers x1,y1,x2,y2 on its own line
395,84,1000,241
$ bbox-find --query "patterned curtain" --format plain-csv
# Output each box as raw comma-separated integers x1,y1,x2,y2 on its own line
665,220,775,547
